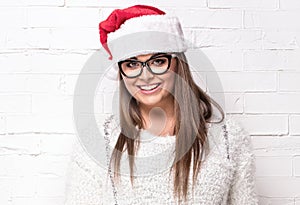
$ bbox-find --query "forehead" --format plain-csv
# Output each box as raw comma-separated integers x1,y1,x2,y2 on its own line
125,52,166,61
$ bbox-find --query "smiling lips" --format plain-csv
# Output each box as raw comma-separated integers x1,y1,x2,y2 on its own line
137,83,161,94
137,83,161,91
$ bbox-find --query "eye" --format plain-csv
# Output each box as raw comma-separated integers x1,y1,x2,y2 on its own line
150,57,167,66
124,61,140,69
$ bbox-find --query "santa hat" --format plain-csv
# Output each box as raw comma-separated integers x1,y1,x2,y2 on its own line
98,5,188,61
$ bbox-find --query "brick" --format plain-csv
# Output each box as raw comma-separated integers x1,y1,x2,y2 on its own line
1,73,65,94
172,9,243,28
0,115,5,134
294,156,300,176
31,94,73,115
27,7,99,28
0,29,27,49
0,74,28,92
244,50,284,71
252,136,300,157
244,50,300,71
200,48,243,71
0,0,64,6
290,115,300,135
279,71,300,92
0,0,26,6
50,28,99,49
0,73,81,95
194,29,262,49
0,134,40,155
280,0,300,9
13,176,36,197
255,156,292,176
154,0,206,8
256,177,300,197
28,51,91,74
231,114,288,135
0,177,13,204
258,197,294,205
244,10,300,30
70,73,111,97
208,0,278,9
0,155,37,177
27,28,51,48
183,29,193,46
26,74,64,94
185,48,241,72
0,52,30,73
263,31,300,49
0,7,27,28
0,28,50,49
40,134,75,155
207,71,276,92
62,75,79,96
11,196,65,205
245,93,300,114
210,93,244,113
27,0,64,6
36,155,70,177
67,1,204,8
99,8,117,20
66,0,150,7
36,176,66,197
6,114,74,133
0,95,31,114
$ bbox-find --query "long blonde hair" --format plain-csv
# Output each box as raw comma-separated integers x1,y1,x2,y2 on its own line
111,52,225,203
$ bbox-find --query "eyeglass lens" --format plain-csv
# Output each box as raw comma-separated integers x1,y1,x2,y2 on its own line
120,56,170,78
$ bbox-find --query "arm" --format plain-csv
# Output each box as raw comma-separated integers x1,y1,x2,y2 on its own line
64,139,104,205
226,118,259,205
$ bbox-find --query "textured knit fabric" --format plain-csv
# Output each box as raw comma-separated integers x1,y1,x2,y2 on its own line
64,115,259,205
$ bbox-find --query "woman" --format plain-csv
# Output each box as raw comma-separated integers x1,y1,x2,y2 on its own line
64,5,259,205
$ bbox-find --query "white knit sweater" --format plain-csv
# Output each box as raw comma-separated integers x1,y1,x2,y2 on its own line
64,115,259,205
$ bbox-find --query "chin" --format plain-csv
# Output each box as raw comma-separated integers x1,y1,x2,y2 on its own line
134,94,162,104
138,98,161,107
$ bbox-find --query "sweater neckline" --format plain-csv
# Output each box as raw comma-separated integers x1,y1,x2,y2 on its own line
138,129,176,144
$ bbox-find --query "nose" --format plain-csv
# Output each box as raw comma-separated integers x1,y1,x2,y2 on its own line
139,64,154,80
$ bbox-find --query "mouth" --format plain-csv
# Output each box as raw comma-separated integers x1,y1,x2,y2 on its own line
137,83,161,91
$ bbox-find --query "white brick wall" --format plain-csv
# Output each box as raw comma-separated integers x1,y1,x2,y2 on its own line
0,1,299,204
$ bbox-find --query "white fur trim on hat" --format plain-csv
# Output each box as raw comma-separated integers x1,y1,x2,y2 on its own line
107,14,184,42
106,14,188,62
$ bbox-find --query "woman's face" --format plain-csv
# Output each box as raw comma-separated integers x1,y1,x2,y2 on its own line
120,53,177,107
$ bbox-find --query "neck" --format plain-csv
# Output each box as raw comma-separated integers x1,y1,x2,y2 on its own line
138,95,175,136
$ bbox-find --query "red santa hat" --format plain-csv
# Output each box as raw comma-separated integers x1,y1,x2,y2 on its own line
98,5,188,61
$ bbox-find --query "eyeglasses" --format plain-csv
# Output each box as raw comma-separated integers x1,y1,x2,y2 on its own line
118,53,177,78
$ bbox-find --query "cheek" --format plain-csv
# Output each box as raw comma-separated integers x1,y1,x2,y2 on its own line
168,76,175,89
123,78,138,95
162,73,175,92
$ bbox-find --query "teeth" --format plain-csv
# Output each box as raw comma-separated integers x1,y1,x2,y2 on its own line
140,83,160,91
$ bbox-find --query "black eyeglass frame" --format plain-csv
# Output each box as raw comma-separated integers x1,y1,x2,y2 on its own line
117,53,177,78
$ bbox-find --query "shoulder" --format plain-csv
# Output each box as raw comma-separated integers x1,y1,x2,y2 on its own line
69,137,106,179
224,116,252,149
207,115,254,161
103,114,120,134
223,115,255,163
67,114,117,179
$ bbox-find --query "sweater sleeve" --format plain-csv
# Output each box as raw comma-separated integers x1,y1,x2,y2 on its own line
64,138,104,205
226,118,259,205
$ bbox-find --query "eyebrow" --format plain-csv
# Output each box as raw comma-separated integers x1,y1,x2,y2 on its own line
127,53,167,60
